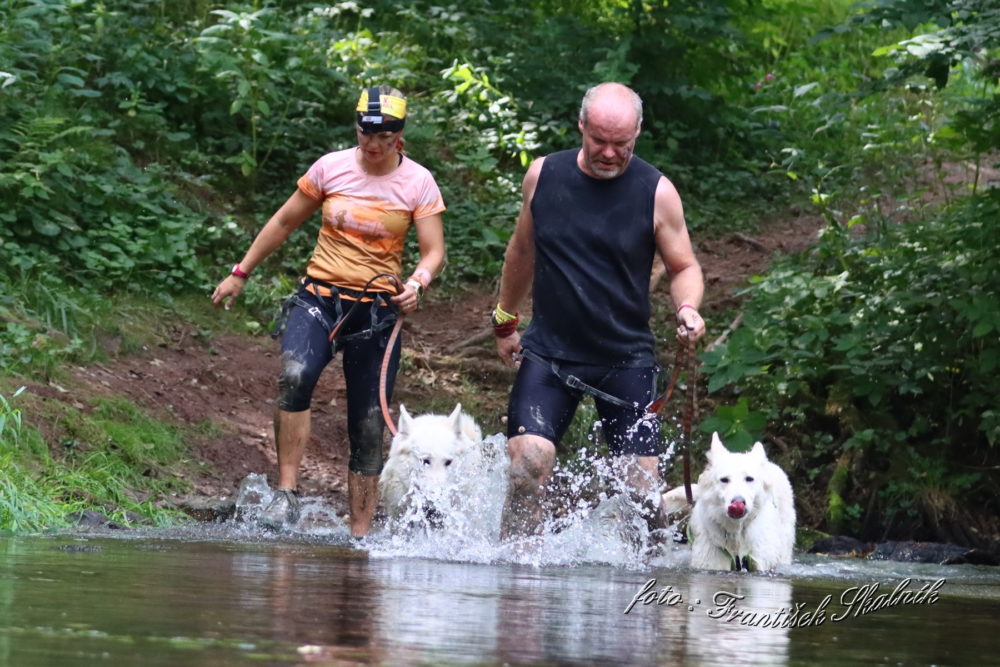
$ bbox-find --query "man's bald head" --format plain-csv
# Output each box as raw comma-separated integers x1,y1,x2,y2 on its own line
579,83,643,132
576,83,644,179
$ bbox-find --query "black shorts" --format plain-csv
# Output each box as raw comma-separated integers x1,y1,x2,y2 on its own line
506,350,661,457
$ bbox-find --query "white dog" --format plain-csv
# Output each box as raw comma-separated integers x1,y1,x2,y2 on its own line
665,432,795,572
379,403,482,523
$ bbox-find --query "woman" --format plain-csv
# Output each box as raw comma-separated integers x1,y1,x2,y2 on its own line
211,85,446,537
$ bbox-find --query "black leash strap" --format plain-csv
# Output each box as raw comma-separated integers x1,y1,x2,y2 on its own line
681,338,697,505
518,348,635,409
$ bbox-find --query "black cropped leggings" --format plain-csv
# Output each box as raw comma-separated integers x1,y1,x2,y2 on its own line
276,286,401,475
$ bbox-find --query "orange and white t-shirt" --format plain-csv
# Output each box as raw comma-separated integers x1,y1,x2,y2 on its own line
296,148,445,292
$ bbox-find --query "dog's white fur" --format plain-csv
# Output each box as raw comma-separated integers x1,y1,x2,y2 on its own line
666,432,795,572
379,403,482,520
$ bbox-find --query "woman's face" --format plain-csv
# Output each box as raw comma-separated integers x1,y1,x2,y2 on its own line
356,120,402,167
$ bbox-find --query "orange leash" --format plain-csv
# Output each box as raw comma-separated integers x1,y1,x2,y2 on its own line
379,316,404,436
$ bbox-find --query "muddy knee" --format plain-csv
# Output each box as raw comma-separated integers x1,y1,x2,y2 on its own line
506,436,556,491
277,352,320,412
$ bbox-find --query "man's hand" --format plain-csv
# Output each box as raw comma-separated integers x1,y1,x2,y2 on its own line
676,305,706,341
496,331,523,368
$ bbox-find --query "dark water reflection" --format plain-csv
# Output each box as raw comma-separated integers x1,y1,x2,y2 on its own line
1,532,998,665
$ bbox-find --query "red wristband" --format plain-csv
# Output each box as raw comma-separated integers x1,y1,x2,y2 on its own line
676,304,697,316
231,263,250,280
493,316,519,338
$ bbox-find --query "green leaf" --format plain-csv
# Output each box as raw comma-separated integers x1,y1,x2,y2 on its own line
32,217,61,236
793,82,819,98
972,320,994,338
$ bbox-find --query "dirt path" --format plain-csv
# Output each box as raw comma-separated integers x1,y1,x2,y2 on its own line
54,215,822,516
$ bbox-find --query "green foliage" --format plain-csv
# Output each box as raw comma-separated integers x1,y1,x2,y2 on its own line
0,388,200,533
0,1,221,290
700,192,1000,536
852,0,1000,155
0,386,27,448
0,0,997,542
697,397,768,451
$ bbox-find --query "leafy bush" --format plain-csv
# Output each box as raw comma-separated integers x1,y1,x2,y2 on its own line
700,192,1000,540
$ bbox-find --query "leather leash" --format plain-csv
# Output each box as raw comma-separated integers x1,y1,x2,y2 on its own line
646,336,698,505
379,314,404,436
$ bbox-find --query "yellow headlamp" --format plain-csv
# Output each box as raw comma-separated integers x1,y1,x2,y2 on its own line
356,87,407,134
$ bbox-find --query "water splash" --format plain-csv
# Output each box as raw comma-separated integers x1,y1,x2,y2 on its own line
365,433,688,570
225,433,692,569
231,472,351,539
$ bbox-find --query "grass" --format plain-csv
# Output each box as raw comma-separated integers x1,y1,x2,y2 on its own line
0,384,206,533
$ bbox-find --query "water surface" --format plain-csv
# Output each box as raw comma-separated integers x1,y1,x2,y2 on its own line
1,528,998,666
3,437,997,664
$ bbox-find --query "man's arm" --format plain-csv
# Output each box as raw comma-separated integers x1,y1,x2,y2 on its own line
495,157,544,365
652,176,706,340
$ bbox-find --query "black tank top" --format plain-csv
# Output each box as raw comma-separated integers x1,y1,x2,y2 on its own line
521,149,662,366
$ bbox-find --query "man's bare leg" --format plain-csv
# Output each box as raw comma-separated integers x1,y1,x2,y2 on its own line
625,455,667,530
348,471,380,537
501,434,557,540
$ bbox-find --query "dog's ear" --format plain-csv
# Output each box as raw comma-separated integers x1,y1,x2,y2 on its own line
708,432,727,462
749,441,767,462
397,404,414,437
448,403,464,437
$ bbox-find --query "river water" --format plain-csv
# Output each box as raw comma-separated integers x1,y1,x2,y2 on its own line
1,437,998,665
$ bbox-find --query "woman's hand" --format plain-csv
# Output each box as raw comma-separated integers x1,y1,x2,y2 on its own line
390,279,422,313
212,275,247,311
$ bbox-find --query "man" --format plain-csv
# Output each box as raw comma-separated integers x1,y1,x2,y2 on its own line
492,82,706,539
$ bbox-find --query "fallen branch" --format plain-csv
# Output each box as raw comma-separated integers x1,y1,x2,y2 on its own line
730,232,769,252
449,327,493,352
706,312,743,352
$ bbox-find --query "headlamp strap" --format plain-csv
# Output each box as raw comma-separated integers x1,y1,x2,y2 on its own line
367,86,381,115
356,87,406,133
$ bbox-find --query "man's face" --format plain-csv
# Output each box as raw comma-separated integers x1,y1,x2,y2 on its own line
578,112,639,179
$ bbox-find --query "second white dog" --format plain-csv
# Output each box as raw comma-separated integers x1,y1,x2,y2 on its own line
665,432,796,572
379,403,482,522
